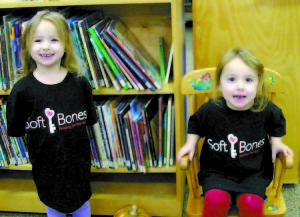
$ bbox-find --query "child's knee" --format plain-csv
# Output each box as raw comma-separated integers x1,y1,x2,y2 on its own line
204,189,231,209
237,193,264,211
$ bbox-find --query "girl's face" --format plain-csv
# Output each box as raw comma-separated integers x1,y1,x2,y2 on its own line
218,57,259,111
30,20,65,70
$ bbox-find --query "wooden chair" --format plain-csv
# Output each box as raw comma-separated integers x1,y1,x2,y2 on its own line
179,68,294,217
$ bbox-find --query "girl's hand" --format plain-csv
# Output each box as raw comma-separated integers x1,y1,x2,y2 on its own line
177,143,196,163
271,137,294,163
177,134,200,163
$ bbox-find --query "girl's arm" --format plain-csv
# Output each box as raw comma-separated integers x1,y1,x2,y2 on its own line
271,137,294,163
177,134,201,162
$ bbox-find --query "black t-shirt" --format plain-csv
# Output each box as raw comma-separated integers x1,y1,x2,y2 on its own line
187,97,286,198
6,72,98,213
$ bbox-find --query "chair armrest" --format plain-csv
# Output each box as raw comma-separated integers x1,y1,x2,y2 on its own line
277,152,294,169
179,155,191,170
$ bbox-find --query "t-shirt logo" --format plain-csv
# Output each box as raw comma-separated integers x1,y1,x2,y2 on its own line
228,134,238,158
45,108,56,134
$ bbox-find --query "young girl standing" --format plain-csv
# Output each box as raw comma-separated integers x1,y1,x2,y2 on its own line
177,48,294,217
6,11,98,217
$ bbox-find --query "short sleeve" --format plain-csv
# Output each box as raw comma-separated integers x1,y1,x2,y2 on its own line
6,82,30,137
187,102,210,138
79,76,98,126
267,102,286,137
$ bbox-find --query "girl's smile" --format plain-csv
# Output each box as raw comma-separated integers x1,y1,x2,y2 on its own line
218,57,259,111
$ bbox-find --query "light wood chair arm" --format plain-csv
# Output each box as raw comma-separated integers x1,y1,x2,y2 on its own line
277,152,294,169
273,153,294,198
179,155,191,170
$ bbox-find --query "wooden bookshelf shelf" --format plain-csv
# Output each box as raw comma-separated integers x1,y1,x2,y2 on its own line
92,82,175,95
0,0,185,216
2,164,176,173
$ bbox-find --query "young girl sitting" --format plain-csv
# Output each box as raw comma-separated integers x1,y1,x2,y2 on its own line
177,48,294,217
6,11,98,217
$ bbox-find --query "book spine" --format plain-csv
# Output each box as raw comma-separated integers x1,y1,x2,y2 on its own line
92,122,109,169
0,124,15,165
103,103,119,168
117,112,132,171
166,96,173,167
165,43,173,84
10,137,22,165
109,102,124,167
142,111,156,167
78,20,100,92
90,37,113,88
124,113,137,172
88,28,129,90
87,126,101,168
0,139,8,167
158,96,164,167
3,15,13,88
159,36,166,81
128,111,142,172
163,111,168,165
97,104,115,168
72,21,93,86
16,137,28,164
169,104,175,166
138,118,151,170
0,28,9,91
134,120,146,173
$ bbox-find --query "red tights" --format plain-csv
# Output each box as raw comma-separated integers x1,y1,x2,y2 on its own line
202,189,264,217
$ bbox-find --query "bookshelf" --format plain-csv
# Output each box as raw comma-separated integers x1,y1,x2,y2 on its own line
0,0,186,216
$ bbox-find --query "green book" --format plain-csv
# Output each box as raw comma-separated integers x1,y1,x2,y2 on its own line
88,23,129,91
159,36,166,81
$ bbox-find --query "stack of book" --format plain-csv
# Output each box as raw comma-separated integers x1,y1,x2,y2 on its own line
89,95,175,173
0,100,29,168
69,12,161,92
0,11,161,92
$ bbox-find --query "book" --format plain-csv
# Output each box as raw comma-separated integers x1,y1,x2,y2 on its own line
86,126,101,168
70,16,94,87
104,19,161,90
78,16,103,91
89,37,114,88
123,111,138,172
102,98,122,168
88,18,129,91
3,14,16,88
95,100,115,168
100,38,133,90
109,49,140,91
136,117,148,172
165,95,173,167
92,122,109,169
158,95,167,167
141,96,159,167
165,43,173,84
169,104,175,166
159,36,166,81
0,27,9,90
115,97,133,170
109,96,124,166
100,27,151,91
129,96,153,172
